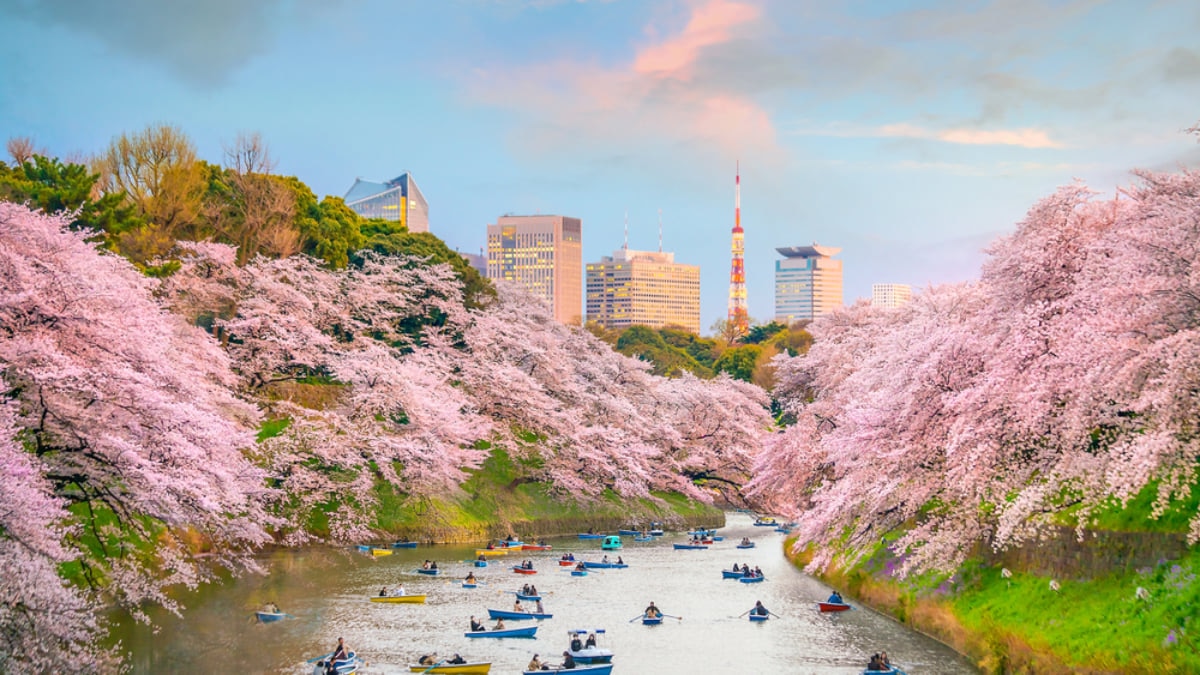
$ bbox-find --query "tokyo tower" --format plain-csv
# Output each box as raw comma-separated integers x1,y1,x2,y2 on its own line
726,163,749,337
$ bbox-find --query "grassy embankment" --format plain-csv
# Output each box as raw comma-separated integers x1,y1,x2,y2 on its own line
787,485,1200,674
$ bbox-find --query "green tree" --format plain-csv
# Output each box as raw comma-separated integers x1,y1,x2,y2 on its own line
713,344,762,382
743,321,787,344
359,219,493,307
94,124,205,243
0,155,141,246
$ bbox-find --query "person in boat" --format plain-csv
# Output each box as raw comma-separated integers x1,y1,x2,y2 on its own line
477,554,487,561
754,566,763,578
522,583,531,595
379,586,388,597
753,600,769,616
867,653,885,671
742,537,751,545
395,583,407,596
828,590,844,604
585,632,597,648
470,615,485,632
616,557,624,565
536,599,545,613
264,601,280,613
418,653,438,666
430,561,438,570
447,654,466,665
645,601,661,618
570,635,584,651
731,562,741,573
422,560,431,569
523,560,534,570
465,572,477,584
560,651,577,669
494,617,506,630
331,637,350,662
880,651,891,667
530,584,538,595
487,542,496,549
575,561,586,571
514,599,525,612
527,654,542,671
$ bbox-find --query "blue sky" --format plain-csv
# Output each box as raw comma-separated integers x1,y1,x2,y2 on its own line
2,0,1198,330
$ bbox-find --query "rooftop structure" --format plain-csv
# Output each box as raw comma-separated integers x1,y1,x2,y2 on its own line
343,173,429,233
775,243,844,322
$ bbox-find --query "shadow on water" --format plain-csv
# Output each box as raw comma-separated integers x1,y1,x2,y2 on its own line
110,512,977,674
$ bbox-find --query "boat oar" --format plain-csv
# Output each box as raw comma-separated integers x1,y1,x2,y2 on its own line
420,659,446,674
662,613,683,621
628,613,646,623
768,611,783,619
305,651,333,664
737,609,752,618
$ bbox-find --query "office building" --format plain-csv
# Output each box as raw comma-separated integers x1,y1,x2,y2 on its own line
775,244,844,323
872,283,913,309
486,215,582,324
343,173,429,233
586,247,701,334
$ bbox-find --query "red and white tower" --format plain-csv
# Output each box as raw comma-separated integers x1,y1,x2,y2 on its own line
727,163,749,336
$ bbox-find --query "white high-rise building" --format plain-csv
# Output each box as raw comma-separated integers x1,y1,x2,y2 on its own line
774,244,843,323
872,283,913,309
586,247,701,334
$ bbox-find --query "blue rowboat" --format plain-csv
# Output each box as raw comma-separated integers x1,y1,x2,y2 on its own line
617,529,641,536
487,608,553,620
641,615,663,625
600,536,622,550
582,561,628,569
524,664,613,675
391,540,418,548
739,575,765,583
749,613,769,622
355,545,371,552
722,570,744,579
737,542,756,549
673,543,707,550
634,535,652,542
649,529,664,536
473,560,488,568
571,570,588,576
463,583,478,589
416,568,440,576
577,533,605,540
310,652,361,675
516,592,541,601
754,517,778,527
711,536,725,541
465,625,538,638
861,667,906,675
255,611,288,623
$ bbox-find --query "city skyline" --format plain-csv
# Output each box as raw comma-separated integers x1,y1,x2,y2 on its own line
2,1,1198,329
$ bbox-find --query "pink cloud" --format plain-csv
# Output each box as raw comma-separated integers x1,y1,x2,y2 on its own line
796,121,1064,149
633,0,760,79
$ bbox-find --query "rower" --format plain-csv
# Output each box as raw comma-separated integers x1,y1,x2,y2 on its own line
828,590,844,604
470,615,485,632
645,601,661,618
753,600,769,616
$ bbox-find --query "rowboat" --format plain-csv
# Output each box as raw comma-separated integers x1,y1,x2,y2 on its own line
311,652,361,675
817,601,852,612
634,535,652,542
255,610,288,623
686,529,715,537
499,540,523,548
673,543,707,550
392,540,419,548
523,664,613,675
641,615,663,625
571,570,588,576
577,533,606,539
416,568,441,576
617,529,641,536
558,560,576,566
649,529,664,536
582,561,627,569
512,566,537,575
736,542,756,549
369,595,427,604
406,662,492,674
475,549,509,556
463,583,478,589
754,517,778,526
749,613,769,622
600,536,622,550
711,536,725,541
739,575,765,583
473,560,488,568
722,570,744,579
372,548,393,557
487,608,553,620
464,625,538,638
521,544,552,551
355,544,371,552
515,592,541,601
862,667,906,675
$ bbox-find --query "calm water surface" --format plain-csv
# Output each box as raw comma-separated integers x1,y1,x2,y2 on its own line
116,512,976,674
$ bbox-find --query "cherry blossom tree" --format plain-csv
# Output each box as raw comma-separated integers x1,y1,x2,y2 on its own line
0,204,272,670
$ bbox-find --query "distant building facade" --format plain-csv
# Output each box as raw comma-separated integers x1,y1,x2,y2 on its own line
461,250,487,276
872,283,913,309
774,244,844,322
343,173,429,233
586,247,701,334
486,215,582,324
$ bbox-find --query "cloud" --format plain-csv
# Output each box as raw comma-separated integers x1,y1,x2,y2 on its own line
464,0,779,163
792,121,1064,149
0,0,330,87
1163,47,1200,82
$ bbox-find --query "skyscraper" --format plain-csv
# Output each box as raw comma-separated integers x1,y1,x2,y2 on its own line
486,215,582,324
343,173,429,233
775,244,844,323
726,165,749,336
586,247,701,334
872,283,913,308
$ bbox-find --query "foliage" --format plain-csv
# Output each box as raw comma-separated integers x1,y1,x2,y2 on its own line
750,168,1200,575
614,325,713,377
360,219,495,308
0,155,141,245
713,344,762,382
0,205,272,672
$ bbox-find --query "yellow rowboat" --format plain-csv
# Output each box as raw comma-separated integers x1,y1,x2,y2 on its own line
369,595,427,604
474,549,509,556
407,663,491,674
372,548,393,557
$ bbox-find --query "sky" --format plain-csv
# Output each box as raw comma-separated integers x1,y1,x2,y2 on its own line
2,0,1199,331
